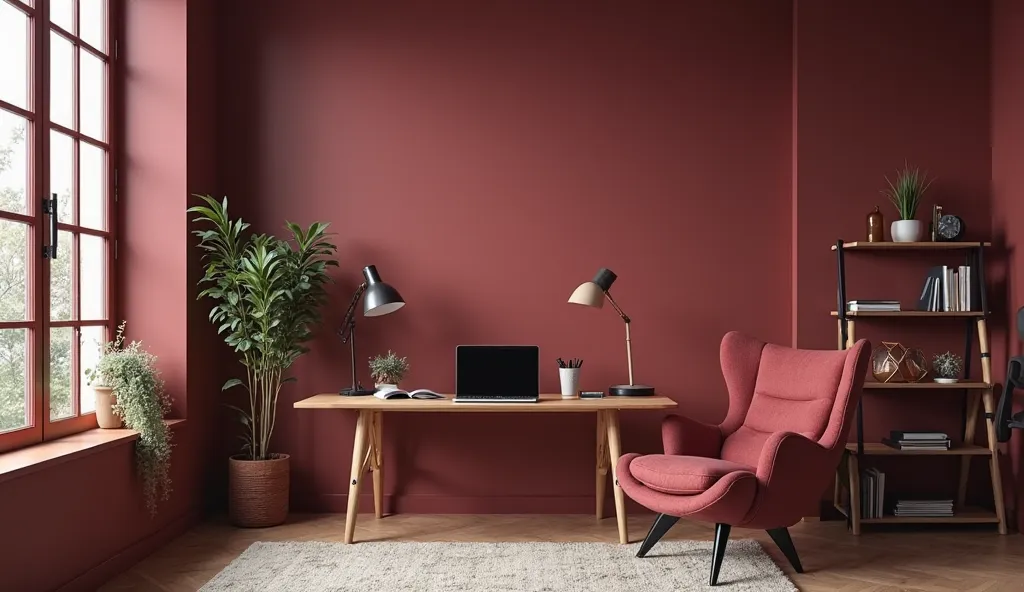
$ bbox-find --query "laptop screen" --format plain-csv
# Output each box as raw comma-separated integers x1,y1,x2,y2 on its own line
456,345,539,397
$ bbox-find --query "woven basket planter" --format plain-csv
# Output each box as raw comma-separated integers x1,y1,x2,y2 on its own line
228,454,290,528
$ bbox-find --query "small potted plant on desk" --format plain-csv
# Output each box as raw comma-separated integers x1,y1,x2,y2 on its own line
369,351,409,390
884,164,934,242
189,195,338,528
85,321,173,515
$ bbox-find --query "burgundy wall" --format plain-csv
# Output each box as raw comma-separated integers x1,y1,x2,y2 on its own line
212,0,1010,516
992,0,1024,532
792,1,997,505
217,0,794,513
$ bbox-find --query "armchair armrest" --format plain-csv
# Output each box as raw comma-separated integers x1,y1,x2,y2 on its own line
662,414,722,458
738,431,837,527
755,431,831,484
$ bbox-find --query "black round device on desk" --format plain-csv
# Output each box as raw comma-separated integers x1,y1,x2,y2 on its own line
609,384,655,396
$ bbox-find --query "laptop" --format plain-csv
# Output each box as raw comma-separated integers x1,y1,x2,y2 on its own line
454,345,539,403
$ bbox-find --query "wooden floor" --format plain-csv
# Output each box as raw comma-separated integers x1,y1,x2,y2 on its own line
101,514,1024,591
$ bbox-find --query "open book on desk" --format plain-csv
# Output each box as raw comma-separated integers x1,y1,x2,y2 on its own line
374,387,444,400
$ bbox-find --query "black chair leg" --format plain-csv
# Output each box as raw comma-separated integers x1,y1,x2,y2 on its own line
636,513,679,558
766,527,804,573
709,523,731,586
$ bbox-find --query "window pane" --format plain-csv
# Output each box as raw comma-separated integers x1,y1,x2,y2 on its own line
80,0,105,52
50,230,72,320
0,328,28,433
50,130,73,221
81,234,104,319
50,32,74,129
80,326,103,413
0,220,27,321
0,110,28,215
49,327,73,420
80,142,105,229
0,2,29,110
80,51,104,141
50,0,74,33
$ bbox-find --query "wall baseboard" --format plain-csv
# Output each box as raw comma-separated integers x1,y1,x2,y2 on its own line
293,493,647,515
56,508,201,592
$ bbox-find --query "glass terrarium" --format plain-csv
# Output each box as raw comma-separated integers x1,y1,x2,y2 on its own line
871,341,928,383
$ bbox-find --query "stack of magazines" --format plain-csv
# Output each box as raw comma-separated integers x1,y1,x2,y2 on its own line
881,431,950,451
894,499,954,517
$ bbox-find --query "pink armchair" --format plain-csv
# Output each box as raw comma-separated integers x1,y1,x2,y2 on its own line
618,332,869,586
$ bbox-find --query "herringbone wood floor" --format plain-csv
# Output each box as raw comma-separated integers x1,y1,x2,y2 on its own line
101,514,1024,591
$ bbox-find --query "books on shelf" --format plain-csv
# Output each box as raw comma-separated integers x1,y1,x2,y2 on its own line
882,430,951,450
894,499,954,517
848,300,900,312
917,265,972,312
860,468,885,519
892,431,948,440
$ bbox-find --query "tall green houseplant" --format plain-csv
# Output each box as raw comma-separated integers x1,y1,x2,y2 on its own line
190,196,338,462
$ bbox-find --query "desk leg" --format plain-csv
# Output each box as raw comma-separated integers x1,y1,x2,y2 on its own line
596,411,609,520
344,410,371,544
604,409,629,544
370,411,384,519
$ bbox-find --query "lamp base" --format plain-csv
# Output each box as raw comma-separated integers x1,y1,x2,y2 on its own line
339,387,376,397
609,384,655,396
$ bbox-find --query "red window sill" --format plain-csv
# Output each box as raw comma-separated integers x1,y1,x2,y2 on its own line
0,419,185,485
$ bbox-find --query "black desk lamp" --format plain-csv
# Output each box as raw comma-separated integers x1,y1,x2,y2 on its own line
338,265,405,396
568,268,655,396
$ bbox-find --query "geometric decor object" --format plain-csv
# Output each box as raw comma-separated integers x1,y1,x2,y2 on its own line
871,341,928,383
200,540,797,592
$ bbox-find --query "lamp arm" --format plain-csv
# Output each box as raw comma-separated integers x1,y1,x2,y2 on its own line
605,291,634,385
337,282,367,344
603,291,631,324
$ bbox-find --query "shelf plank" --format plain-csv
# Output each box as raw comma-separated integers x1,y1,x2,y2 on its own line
860,507,1000,524
831,310,984,317
863,381,991,390
846,442,990,456
832,241,990,251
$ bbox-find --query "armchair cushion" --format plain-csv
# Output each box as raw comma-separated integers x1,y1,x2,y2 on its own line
630,454,754,495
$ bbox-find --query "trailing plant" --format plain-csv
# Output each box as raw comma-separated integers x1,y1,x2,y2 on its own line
85,321,172,515
369,351,410,385
932,351,963,379
883,164,934,220
188,195,338,461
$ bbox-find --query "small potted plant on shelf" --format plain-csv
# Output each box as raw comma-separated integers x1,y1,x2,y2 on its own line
85,321,173,515
932,351,963,384
883,164,934,242
369,350,410,389
189,195,338,528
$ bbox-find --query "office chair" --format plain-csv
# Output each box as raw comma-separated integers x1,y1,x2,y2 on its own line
996,306,1024,443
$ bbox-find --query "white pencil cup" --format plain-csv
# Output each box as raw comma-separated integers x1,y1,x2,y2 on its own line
559,368,580,399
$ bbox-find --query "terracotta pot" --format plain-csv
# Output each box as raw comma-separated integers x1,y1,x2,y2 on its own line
228,454,290,527
93,386,122,429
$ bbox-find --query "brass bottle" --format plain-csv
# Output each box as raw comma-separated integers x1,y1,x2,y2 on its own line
867,206,884,242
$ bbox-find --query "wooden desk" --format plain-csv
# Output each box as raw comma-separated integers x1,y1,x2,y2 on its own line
293,394,677,544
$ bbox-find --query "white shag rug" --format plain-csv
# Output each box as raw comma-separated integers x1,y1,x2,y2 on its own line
200,540,797,591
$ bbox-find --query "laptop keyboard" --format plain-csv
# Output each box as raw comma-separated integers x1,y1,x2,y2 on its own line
454,396,539,403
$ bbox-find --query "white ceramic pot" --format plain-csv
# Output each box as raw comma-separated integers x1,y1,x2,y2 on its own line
934,377,959,384
891,219,924,242
93,386,123,429
375,383,398,391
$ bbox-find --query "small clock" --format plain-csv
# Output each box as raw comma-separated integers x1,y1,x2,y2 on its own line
936,214,964,241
